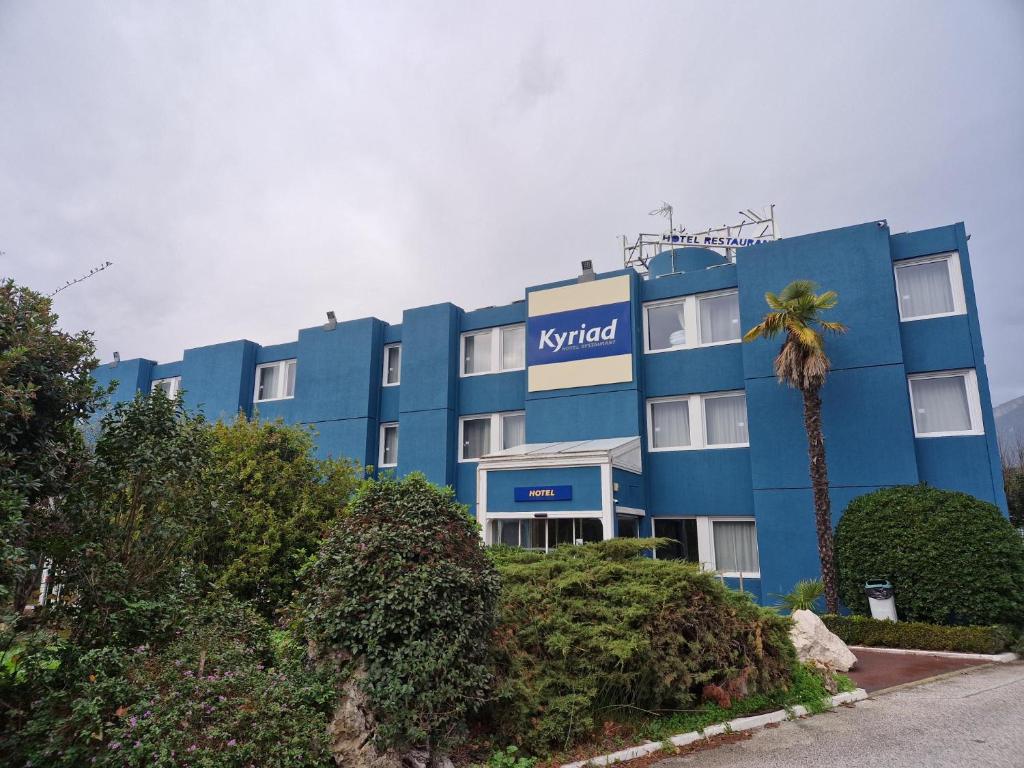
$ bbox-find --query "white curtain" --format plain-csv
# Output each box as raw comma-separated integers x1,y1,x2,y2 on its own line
713,521,759,573
462,418,491,459
284,360,297,397
648,301,686,350
501,326,525,370
385,346,401,384
464,332,492,374
257,365,278,401
651,399,690,448
700,292,740,344
705,394,748,445
502,413,526,449
911,375,971,433
897,260,954,318
382,426,398,465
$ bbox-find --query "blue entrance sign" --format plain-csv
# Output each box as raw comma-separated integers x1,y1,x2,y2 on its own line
526,301,632,367
514,485,573,502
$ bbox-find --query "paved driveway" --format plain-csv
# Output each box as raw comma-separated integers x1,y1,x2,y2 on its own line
653,662,1024,768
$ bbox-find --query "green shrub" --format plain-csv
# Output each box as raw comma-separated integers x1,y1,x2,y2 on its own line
199,415,365,618
822,614,1014,654
835,485,1024,626
4,597,335,768
482,539,795,754
301,473,500,758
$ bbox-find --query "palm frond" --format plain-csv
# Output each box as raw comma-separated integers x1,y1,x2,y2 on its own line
818,320,848,335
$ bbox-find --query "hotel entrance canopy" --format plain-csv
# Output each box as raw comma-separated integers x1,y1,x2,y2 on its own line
476,437,644,548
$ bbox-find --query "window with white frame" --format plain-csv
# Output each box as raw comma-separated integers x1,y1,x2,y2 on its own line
379,423,399,467
647,391,749,450
151,376,181,398
461,325,525,376
254,360,297,402
459,411,526,460
643,290,741,353
653,517,760,577
383,344,401,386
908,369,983,437
894,253,966,321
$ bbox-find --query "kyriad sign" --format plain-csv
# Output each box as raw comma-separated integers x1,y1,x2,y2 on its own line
526,275,633,392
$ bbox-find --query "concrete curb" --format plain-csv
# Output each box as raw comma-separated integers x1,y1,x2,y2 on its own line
849,645,1019,663
559,689,868,768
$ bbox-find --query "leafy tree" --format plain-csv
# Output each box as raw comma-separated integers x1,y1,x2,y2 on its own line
301,473,500,763
744,280,847,613
0,279,105,612
52,392,214,646
835,485,1024,625
197,415,364,618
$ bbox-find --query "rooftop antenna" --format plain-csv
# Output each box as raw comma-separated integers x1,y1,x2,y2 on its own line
49,261,114,297
649,201,675,237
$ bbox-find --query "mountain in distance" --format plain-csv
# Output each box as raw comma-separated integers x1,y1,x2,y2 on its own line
995,394,1024,461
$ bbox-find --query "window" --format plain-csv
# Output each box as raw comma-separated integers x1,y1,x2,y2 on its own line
379,423,399,467
461,325,525,376
712,520,760,575
894,253,966,321
616,515,641,538
699,291,741,344
459,411,526,460
703,393,749,446
653,518,699,562
501,412,526,450
652,517,760,577
383,344,401,386
908,370,983,437
489,517,602,551
650,399,691,449
644,290,741,354
647,391,748,450
254,360,296,402
645,298,687,352
151,376,181,398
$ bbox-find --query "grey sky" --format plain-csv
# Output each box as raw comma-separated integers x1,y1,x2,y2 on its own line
2,1,1023,403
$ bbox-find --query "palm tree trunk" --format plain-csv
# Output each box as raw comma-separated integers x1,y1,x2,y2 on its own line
801,385,840,613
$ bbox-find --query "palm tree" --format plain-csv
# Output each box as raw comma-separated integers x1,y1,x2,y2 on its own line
744,280,847,613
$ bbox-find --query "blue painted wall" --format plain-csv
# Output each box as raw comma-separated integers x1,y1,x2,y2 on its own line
89,218,1006,605
486,466,602,513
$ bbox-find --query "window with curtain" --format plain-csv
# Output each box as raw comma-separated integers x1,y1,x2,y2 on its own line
461,417,491,459
616,516,640,538
501,325,525,370
256,364,279,401
699,292,741,344
384,345,401,385
463,331,492,375
380,424,398,466
653,519,699,562
502,412,526,449
646,300,686,351
910,374,974,434
896,258,956,319
284,360,297,398
705,394,748,445
713,520,759,574
650,399,691,448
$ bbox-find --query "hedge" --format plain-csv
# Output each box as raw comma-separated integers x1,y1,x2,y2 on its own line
834,485,1024,626
822,614,1014,655
481,539,795,754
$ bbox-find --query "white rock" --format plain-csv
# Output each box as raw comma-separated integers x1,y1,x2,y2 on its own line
789,609,858,672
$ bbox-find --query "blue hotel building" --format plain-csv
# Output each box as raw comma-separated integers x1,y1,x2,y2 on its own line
91,220,1007,603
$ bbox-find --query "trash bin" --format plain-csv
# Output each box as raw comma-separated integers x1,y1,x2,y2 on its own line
864,579,898,621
